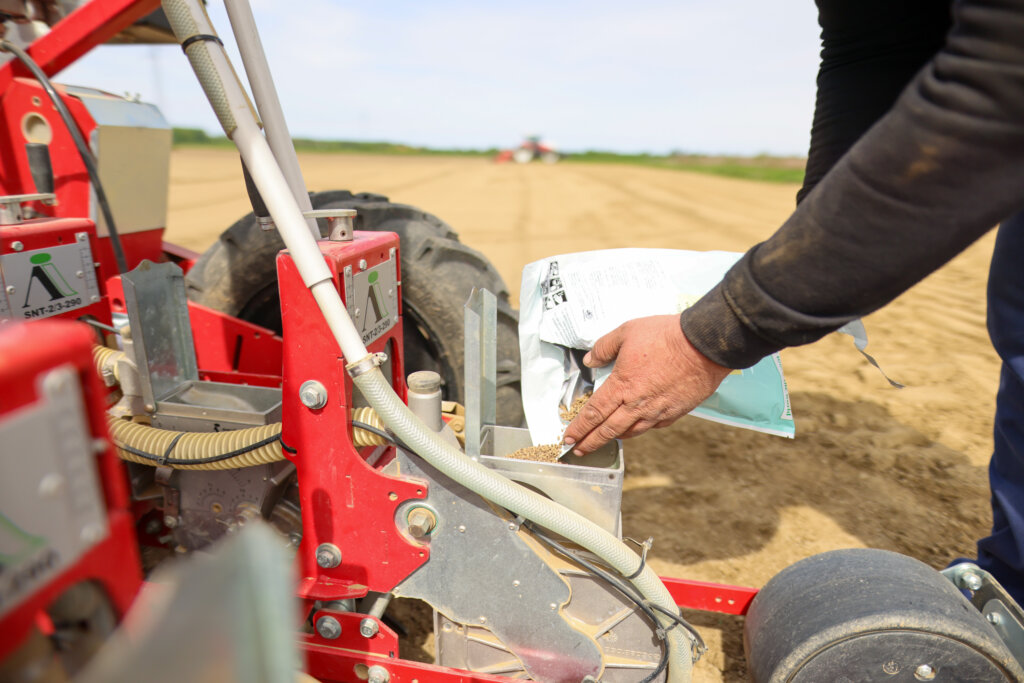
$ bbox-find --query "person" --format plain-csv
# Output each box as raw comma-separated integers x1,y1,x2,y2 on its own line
562,0,1024,602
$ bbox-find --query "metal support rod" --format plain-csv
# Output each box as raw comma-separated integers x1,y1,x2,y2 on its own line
223,0,318,239
464,288,497,458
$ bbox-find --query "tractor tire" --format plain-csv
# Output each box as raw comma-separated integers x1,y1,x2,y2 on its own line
744,549,1024,682
184,190,524,426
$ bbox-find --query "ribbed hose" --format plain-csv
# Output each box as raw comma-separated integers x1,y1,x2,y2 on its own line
107,417,283,470
92,345,122,383
352,407,390,447
353,368,695,681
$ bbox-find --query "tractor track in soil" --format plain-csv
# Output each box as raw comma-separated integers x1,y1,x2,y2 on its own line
167,149,1000,682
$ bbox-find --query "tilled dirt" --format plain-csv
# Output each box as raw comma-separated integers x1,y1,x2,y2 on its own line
168,149,1000,682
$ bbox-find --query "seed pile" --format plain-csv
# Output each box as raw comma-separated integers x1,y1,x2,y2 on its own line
504,394,592,463
505,443,562,463
559,394,592,422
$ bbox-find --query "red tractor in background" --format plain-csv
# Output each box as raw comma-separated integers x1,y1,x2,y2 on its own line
495,135,562,164
1,2,1023,682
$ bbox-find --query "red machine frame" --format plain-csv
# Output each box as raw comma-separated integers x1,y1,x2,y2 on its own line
0,1,758,680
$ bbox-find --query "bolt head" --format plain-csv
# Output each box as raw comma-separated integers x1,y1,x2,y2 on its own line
11,240,23,251
5,285,15,294
406,507,437,538
299,380,328,409
915,664,936,680
316,543,342,569
963,572,983,591
358,259,368,271
359,617,379,638
163,515,178,529
987,611,1002,625
315,615,342,640
367,665,390,683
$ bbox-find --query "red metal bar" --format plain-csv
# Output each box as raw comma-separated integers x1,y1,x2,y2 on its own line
162,241,200,275
661,575,758,616
0,0,162,92
187,301,283,377
304,641,517,683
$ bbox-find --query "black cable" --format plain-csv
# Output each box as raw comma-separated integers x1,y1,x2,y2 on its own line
526,524,669,683
81,318,119,334
113,431,282,466
352,419,411,451
0,40,129,273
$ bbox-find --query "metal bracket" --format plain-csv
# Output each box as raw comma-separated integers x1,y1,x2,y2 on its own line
464,288,496,458
942,563,1024,667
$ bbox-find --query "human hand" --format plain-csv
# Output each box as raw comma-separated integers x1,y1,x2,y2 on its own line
562,314,731,455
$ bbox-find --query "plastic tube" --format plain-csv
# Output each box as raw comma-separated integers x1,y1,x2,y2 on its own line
223,0,318,239
107,417,283,470
161,2,694,677
353,367,694,681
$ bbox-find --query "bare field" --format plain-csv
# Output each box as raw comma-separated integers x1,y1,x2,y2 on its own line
168,149,1000,682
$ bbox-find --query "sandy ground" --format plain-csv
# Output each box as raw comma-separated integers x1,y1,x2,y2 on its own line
168,149,1000,682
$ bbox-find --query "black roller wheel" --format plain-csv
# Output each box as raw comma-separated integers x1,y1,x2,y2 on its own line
744,548,1024,682
185,190,523,426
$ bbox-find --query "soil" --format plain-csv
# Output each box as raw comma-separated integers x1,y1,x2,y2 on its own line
167,150,1000,682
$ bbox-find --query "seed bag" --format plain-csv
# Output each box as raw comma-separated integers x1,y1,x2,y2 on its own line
518,248,795,445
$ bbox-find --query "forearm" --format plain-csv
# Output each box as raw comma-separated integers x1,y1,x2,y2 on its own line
682,0,1024,369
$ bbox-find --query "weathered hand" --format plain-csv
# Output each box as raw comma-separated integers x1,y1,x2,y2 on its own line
562,314,731,455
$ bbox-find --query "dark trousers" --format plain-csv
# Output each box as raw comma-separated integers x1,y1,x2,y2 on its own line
979,215,1024,601
804,0,1024,601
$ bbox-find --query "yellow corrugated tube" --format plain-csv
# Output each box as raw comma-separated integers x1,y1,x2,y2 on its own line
351,407,391,447
107,416,284,471
92,344,123,383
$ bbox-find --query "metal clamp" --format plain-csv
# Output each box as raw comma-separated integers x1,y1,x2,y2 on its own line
347,352,388,378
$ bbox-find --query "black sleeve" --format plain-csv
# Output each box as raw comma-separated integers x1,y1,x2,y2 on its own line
680,0,1024,369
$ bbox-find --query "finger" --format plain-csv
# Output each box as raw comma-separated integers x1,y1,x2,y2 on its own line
584,324,626,368
563,381,621,445
621,418,661,439
572,404,641,455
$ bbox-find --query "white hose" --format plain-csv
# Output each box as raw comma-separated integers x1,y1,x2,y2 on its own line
161,1,694,678
354,367,694,680
223,0,318,239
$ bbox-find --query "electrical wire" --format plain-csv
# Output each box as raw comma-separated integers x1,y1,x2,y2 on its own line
526,523,670,683
0,40,129,273
352,419,410,451
112,430,282,466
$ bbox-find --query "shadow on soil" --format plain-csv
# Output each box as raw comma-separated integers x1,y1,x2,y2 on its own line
624,390,993,682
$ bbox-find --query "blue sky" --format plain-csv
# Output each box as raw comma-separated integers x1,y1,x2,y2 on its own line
58,1,821,155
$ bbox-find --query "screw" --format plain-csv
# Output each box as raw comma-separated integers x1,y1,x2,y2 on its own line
915,664,936,681
164,515,178,528
316,615,342,640
367,665,390,683
76,232,87,242
11,240,23,251
987,612,1003,625
144,403,155,413
457,525,466,533
962,572,983,591
512,580,520,587
358,259,368,271
6,285,14,294
75,270,84,278
80,523,105,544
90,294,100,303
299,380,328,410
549,602,558,610
316,543,342,569
406,507,437,538
38,473,65,498
359,618,379,638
